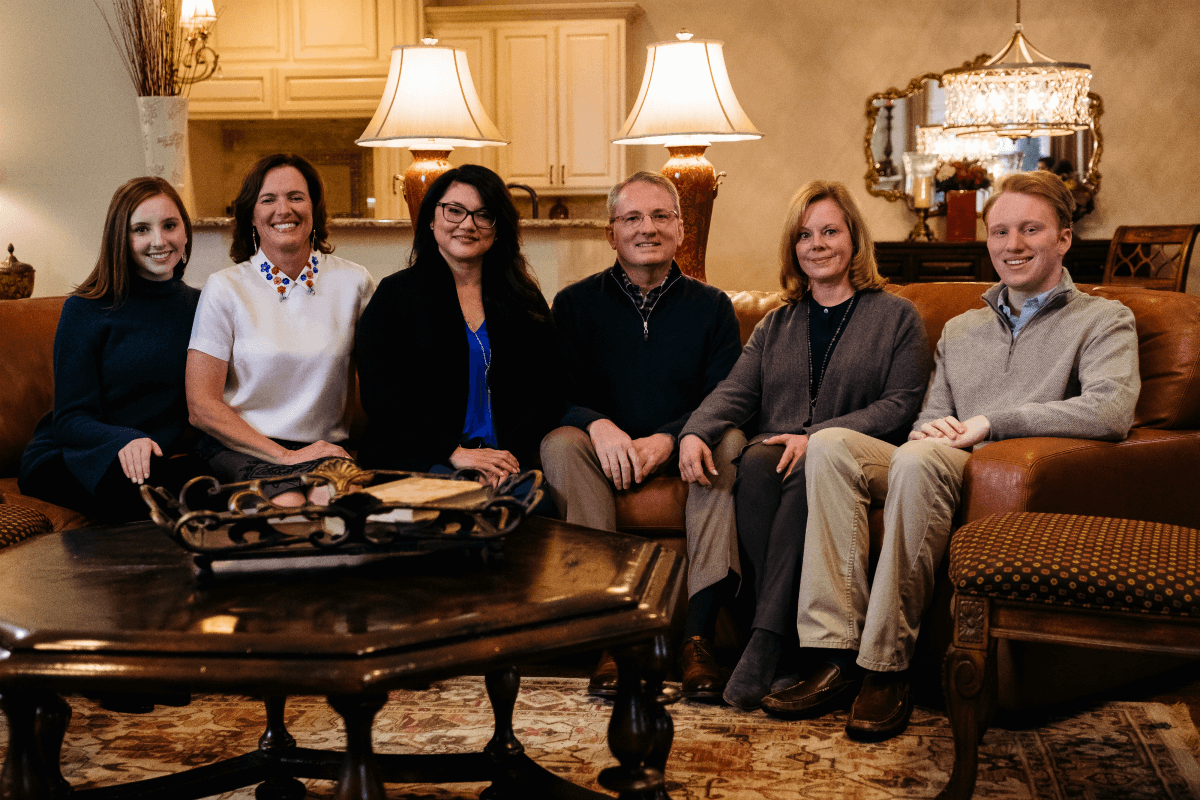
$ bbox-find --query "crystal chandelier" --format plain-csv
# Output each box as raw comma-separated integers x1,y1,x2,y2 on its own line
942,0,1091,139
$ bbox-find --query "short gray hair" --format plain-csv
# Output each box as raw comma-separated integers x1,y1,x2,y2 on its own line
606,171,681,220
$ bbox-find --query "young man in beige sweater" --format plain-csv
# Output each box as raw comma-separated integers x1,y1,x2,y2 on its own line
762,170,1140,740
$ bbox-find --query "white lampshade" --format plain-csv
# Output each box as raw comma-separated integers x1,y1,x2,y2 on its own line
356,44,507,149
614,35,761,146
180,0,217,28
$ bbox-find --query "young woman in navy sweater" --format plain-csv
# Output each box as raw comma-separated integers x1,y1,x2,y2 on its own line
19,177,206,522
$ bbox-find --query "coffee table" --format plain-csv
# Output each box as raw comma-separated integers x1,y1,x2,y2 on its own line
0,516,684,799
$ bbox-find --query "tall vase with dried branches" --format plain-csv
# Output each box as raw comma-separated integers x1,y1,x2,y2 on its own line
96,0,219,212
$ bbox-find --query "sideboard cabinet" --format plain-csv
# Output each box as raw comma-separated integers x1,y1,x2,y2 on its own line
875,239,1110,285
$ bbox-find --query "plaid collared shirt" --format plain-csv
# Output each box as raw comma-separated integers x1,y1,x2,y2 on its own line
611,264,676,312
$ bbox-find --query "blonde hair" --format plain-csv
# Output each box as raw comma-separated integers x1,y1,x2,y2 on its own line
778,180,885,303
983,170,1076,232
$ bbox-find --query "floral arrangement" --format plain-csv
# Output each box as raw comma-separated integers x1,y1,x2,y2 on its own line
934,160,992,192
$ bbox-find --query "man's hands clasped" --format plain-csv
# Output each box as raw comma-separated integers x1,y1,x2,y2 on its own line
909,414,991,449
588,418,674,489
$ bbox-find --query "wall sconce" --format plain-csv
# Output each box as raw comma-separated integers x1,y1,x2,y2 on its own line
613,31,761,282
357,40,507,220
178,0,219,86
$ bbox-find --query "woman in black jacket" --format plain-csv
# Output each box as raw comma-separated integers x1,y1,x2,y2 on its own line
355,165,558,486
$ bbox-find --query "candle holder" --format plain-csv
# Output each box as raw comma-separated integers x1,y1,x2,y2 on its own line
903,152,938,242
907,207,935,242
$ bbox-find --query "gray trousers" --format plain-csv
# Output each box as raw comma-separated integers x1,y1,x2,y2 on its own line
540,425,744,599
796,427,971,672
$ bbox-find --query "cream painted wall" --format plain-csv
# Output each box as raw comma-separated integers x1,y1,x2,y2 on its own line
435,0,1200,292
0,1,146,298
6,1,1200,297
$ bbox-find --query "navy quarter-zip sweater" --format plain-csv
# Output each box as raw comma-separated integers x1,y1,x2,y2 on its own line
553,262,741,441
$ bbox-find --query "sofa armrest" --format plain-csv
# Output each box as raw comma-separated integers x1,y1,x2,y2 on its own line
961,428,1200,528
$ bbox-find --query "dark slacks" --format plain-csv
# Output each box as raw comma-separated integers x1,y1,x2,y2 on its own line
734,441,809,636
19,452,210,524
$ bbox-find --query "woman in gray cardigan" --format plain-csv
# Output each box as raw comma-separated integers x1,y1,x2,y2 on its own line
678,181,930,710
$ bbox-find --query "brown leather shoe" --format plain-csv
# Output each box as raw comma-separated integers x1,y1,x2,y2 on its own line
679,636,725,700
760,662,861,720
845,672,912,741
587,650,619,698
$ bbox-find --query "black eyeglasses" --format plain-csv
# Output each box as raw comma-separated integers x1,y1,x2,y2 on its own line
437,202,497,229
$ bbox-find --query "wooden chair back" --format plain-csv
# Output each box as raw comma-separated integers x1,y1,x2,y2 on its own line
1101,224,1200,292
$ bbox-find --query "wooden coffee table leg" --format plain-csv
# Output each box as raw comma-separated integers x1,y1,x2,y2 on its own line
327,693,389,800
641,635,675,800
256,696,306,800
482,666,524,799
0,688,71,800
599,641,667,800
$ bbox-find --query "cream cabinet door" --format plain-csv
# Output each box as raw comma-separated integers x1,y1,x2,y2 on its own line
556,20,623,191
189,0,423,119
494,20,624,193
495,25,557,189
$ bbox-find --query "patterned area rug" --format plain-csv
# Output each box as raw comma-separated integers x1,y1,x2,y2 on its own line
4,677,1199,799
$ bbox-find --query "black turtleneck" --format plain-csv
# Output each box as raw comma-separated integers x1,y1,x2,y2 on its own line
20,276,201,492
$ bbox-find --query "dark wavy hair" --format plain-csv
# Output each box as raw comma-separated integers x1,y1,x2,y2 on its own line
229,153,334,264
410,164,547,322
75,176,192,307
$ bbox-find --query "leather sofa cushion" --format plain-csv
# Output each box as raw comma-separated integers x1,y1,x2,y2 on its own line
0,478,92,531
0,297,64,477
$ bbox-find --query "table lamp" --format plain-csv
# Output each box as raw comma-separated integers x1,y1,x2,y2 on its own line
613,31,761,282
357,40,507,220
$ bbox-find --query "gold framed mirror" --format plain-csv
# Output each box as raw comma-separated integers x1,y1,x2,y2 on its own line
864,57,1104,220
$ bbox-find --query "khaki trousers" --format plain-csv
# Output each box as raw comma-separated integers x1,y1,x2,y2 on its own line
797,427,971,672
539,425,743,599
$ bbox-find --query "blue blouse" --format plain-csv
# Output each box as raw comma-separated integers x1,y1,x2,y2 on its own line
462,321,498,448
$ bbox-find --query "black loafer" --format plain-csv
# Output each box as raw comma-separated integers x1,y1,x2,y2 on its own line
761,662,861,720
845,672,912,741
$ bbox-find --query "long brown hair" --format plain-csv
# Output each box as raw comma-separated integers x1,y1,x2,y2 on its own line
229,153,334,264
75,177,192,307
778,180,886,304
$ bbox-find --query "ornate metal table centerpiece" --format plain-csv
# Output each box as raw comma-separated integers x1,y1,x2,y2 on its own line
140,457,543,577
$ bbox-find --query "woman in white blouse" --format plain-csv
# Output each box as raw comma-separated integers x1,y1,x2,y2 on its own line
186,153,375,506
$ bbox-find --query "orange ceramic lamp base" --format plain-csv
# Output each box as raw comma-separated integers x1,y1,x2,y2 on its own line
661,145,721,282
403,150,454,222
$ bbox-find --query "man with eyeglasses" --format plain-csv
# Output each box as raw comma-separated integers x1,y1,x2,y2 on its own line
540,171,743,700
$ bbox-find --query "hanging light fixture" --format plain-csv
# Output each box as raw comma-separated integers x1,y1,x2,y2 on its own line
942,0,1091,139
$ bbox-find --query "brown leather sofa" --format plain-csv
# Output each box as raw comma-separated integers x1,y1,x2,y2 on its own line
4,284,1199,704
9,283,1198,534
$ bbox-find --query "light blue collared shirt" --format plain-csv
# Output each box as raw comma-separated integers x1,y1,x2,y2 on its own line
997,286,1055,336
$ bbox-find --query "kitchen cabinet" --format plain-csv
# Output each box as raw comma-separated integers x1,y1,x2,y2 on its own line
427,4,640,194
187,0,423,119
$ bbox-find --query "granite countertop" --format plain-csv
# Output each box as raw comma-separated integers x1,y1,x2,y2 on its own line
193,217,607,230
